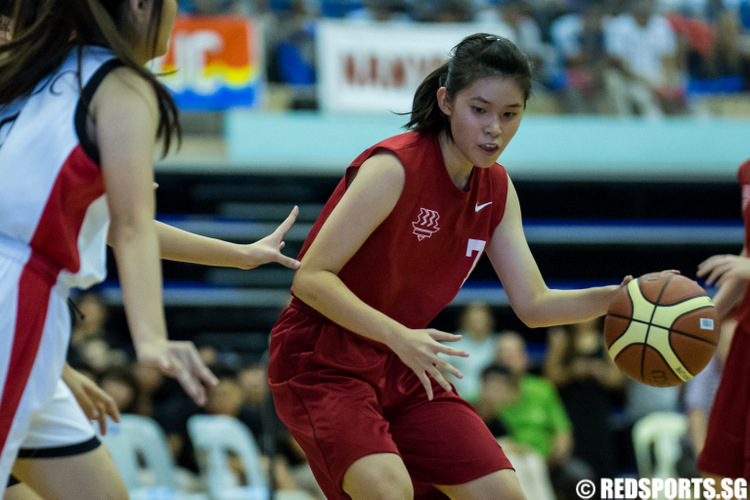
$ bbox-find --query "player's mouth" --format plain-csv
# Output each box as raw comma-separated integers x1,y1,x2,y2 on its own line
479,143,500,155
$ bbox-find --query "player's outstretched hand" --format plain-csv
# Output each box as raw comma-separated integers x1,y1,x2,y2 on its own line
389,328,468,401
698,254,750,287
136,340,219,406
62,363,120,435
241,205,301,270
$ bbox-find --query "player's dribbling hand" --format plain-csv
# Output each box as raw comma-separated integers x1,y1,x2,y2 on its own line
698,254,750,286
136,340,219,406
390,328,468,401
240,205,301,270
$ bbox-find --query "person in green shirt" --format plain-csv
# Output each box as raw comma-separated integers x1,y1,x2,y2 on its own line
492,331,596,500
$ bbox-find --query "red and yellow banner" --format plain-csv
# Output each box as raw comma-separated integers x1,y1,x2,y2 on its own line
155,16,263,110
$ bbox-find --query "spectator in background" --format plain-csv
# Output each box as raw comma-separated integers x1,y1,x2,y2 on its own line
604,0,683,116
478,0,559,88
345,0,414,22
68,291,129,377
473,363,556,500
202,364,311,495
550,0,611,113
266,0,318,108
237,360,326,500
98,365,141,414
543,318,625,480
494,331,595,500
451,302,500,401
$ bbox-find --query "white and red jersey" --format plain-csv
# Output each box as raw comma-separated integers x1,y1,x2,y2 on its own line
0,45,119,291
296,131,509,329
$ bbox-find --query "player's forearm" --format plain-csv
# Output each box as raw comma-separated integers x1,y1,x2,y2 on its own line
712,277,745,320
110,221,168,352
155,221,252,269
513,285,620,328
292,267,404,346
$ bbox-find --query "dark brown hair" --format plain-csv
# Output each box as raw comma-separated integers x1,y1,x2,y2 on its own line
0,0,180,156
404,33,533,140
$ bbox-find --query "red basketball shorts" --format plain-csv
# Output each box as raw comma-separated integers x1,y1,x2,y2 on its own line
268,298,512,499
698,321,750,479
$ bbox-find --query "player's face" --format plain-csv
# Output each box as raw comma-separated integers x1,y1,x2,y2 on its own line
438,76,525,169
128,0,177,63
154,0,177,58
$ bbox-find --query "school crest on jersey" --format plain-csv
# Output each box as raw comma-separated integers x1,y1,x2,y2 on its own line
412,208,440,241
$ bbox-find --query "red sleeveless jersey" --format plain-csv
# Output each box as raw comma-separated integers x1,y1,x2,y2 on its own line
735,159,750,326
297,132,509,329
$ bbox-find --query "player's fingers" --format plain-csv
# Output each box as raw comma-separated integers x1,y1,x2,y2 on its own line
163,350,207,405
437,344,469,358
275,206,299,237
100,391,121,424
276,254,301,270
76,393,99,421
437,358,464,379
197,359,219,387
178,343,218,387
705,264,730,285
177,367,207,406
699,255,730,273
429,331,464,344
418,372,434,401
430,365,453,393
96,406,108,435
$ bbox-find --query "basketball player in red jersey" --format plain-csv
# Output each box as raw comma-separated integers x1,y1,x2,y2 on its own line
0,1,298,498
696,158,750,490
268,33,632,499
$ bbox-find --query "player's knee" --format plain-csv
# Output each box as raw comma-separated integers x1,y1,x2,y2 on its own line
343,459,413,500
346,480,413,500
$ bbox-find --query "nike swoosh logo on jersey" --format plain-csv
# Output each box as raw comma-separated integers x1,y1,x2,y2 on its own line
475,202,492,212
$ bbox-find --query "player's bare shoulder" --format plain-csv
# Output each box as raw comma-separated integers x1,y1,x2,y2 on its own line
87,66,158,143
349,149,405,191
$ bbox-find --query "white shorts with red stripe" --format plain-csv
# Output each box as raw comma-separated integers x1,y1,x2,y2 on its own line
0,245,73,489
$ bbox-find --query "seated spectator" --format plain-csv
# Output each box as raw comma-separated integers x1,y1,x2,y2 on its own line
67,291,129,377
550,0,611,113
474,363,556,500
604,0,684,116
345,0,414,22
450,302,500,401
238,360,326,499
495,331,596,500
478,0,560,88
98,365,141,414
543,319,624,480
202,363,320,497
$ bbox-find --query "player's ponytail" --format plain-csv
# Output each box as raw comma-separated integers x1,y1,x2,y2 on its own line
404,33,533,140
403,62,450,137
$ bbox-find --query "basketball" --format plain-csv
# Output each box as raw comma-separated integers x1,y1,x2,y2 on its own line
604,271,719,387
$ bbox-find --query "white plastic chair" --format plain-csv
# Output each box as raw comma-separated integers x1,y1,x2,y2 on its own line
101,414,207,500
632,411,688,480
187,414,270,500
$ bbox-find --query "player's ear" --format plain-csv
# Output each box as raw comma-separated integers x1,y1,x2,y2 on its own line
437,87,452,117
128,0,150,23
